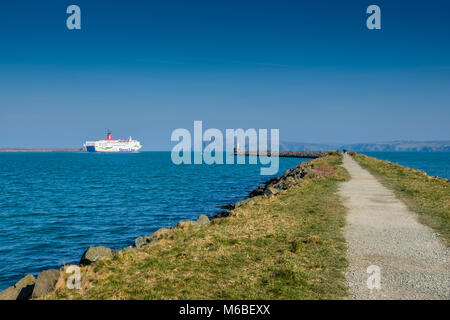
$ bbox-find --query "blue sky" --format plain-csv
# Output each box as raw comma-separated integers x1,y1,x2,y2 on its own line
0,0,449,149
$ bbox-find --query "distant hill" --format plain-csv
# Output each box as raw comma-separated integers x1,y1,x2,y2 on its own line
200,141,339,152
279,141,338,152
0,148,83,153
278,141,450,152
341,141,450,152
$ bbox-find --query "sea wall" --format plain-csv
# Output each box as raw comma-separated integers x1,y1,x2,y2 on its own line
236,151,325,158
0,153,331,300
0,148,83,153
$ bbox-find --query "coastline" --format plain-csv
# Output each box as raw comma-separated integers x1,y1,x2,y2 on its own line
43,152,349,299
0,153,328,299
0,148,83,153
236,151,326,158
351,153,450,245
1,152,448,299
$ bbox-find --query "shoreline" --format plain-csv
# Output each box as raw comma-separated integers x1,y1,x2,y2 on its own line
0,154,321,299
42,153,349,300
0,148,83,153
1,152,448,299
235,151,326,158
0,154,318,300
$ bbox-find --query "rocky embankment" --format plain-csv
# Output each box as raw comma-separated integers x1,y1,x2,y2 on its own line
213,158,331,218
0,148,83,152
0,154,333,300
238,151,325,158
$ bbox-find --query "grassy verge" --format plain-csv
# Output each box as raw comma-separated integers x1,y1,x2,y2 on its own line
351,153,449,244
45,154,349,300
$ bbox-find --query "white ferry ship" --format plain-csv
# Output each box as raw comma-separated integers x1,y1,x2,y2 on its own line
83,131,142,153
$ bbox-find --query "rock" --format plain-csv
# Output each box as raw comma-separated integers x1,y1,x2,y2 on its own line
80,246,112,265
264,186,279,196
218,204,234,210
195,214,210,226
135,228,171,248
283,176,296,188
0,274,35,300
135,236,146,248
235,198,253,208
32,269,60,298
176,220,195,229
272,179,286,190
266,177,278,184
212,211,231,219
249,187,265,197
151,227,170,239
123,246,135,252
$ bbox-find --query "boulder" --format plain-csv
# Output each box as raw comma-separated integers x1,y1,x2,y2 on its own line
264,177,279,186
217,204,234,210
212,211,231,219
176,220,195,229
80,246,112,265
123,246,135,252
134,236,146,248
151,227,170,239
235,198,253,208
135,228,171,248
272,179,286,190
283,176,296,188
0,274,35,300
264,186,279,196
32,269,60,298
249,187,265,197
195,214,210,226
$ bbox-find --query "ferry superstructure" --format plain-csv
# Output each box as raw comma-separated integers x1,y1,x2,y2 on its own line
83,131,142,153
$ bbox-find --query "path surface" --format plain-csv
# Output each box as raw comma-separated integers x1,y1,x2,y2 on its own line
339,155,449,300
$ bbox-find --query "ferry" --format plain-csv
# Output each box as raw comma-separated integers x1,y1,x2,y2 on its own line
83,131,142,153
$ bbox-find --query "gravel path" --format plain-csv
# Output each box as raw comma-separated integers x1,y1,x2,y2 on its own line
339,155,450,300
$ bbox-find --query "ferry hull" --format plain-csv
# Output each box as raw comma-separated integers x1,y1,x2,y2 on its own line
85,146,140,153
84,132,142,153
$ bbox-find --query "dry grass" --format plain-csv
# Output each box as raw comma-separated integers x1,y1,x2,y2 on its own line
43,154,350,300
352,153,450,245
308,165,336,178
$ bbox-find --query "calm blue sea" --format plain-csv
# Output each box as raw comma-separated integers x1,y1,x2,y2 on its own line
1,152,448,290
0,152,304,290
362,152,450,179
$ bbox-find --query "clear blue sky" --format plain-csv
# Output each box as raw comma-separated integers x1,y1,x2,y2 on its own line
0,0,449,149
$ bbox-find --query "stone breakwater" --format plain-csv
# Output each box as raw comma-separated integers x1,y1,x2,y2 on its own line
0,155,330,300
212,158,332,218
236,151,326,158
0,148,83,153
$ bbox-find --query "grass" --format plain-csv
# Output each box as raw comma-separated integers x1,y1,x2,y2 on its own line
44,154,350,300
352,153,449,245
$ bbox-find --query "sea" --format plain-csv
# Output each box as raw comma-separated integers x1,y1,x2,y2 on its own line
0,152,303,290
0,151,448,290
362,152,450,179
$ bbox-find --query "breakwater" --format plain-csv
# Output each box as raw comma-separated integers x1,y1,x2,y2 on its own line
0,153,325,300
0,152,305,295
236,151,326,158
0,148,83,152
